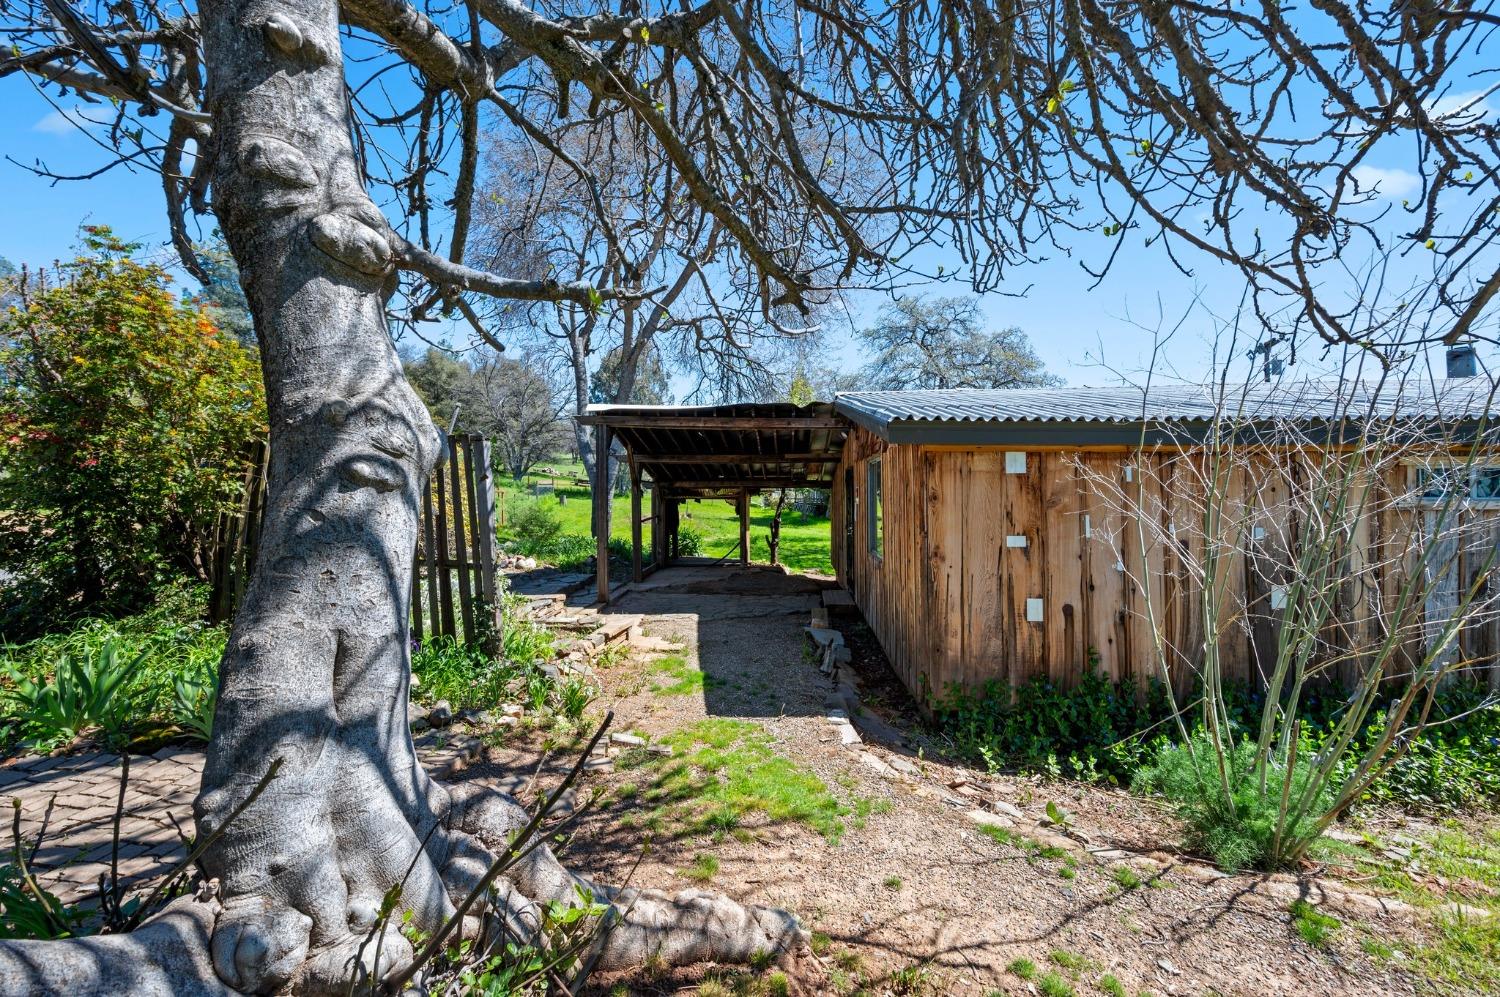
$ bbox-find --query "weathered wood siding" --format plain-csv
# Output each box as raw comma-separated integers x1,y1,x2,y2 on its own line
831,427,1500,703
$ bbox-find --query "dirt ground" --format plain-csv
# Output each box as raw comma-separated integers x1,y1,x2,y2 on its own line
462,564,1484,997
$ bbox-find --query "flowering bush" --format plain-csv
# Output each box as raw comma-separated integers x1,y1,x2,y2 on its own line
0,228,265,637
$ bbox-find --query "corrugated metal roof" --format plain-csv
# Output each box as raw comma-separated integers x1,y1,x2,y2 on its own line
835,381,1499,443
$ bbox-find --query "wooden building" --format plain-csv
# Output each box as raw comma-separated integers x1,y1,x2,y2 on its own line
829,382,1500,704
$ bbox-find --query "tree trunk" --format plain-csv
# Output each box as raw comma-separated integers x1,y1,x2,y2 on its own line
0,2,802,993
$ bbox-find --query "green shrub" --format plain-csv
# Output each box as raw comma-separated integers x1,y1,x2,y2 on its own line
0,228,265,637
0,583,227,750
676,525,704,557
1,640,147,751
411,636,520,709
507,498,564,555
1133,732,1333,870
934,654,1173,781
0,863,88,939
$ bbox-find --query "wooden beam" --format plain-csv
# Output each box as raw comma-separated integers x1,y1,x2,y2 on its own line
639,452,839,464
594,422,611,604
654,478,827,490
578,415,845,430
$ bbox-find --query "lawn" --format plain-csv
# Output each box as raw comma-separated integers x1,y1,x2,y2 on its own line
497,457,834,574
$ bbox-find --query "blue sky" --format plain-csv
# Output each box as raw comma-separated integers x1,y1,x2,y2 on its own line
2,70,1490,391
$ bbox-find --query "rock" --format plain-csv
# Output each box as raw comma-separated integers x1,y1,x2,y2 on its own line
409,717,430,734
500,703,524,717
1157,958,1180,976
835,723,861,747
494,715,519,728
990,800,1024,820
826,710,849,722
804,627,843,648
646,744,673,757
888,755,922,778
966,809,1014,830
860,752,899,778
428,701,453,729
610,733,646,747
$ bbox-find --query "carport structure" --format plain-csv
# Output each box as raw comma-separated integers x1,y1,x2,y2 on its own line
577,403,848,603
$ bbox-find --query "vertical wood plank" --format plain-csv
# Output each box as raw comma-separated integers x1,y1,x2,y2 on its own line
432,454,456,638
450,436,475,644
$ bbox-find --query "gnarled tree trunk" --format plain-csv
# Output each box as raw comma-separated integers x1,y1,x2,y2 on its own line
0,1,800,992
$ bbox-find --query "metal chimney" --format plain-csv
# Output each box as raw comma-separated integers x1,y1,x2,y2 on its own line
1447,343,1478,379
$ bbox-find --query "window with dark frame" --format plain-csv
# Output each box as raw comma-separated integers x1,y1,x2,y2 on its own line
867,457,884,558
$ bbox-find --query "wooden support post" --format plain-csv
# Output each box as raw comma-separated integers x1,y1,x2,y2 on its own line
738,489,750,565
594,423,611,604
630,462,644,583
650,484,662,569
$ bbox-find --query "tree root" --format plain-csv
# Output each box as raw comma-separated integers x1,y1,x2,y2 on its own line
0,781,806,996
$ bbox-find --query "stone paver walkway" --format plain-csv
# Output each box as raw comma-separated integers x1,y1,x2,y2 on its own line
2,747,200,905
1,732,486,908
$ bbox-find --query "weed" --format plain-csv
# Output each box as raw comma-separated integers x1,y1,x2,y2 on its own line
1288,899,1340,947
1360,936,1395,960
749,948,775,972
764,970,791,997
1049,949,1091,972
883,875,903,890
1112,866,1142,890
1037,971,1077,997
810,931,833,956
1059,865,1077,880
1097,973,1127,997
1007,957,1037,979
889,962,932,994
686,854,720,882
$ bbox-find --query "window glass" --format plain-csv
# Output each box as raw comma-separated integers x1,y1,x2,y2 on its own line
867,457,884,557
1414,464,1500,503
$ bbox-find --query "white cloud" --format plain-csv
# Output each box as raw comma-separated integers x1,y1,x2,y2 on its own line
32,105,112,136
1426,88,1498,122
1350,164,1421,200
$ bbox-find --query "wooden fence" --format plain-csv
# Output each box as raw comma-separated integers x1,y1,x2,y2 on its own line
207,435,503,647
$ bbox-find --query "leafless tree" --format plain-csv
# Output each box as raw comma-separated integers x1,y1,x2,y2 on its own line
854,294,1058,390
2,0,1498,991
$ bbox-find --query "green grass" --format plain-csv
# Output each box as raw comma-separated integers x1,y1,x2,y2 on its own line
500,457,834,573
648,653,720,696
978,823,1069,862
1049,949,1091,972
686,853,720,882
1097,974,1127,997
1112,865,1142,890
1037,971,1077,997
626,718,851,842
1006,957,1037,979
1288,899,1339,947
1350,821,1500,992
883,875,903,890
